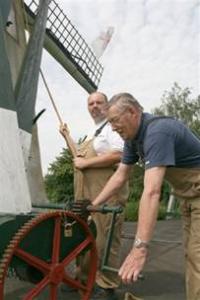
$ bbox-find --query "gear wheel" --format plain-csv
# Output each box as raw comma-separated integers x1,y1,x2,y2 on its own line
0,211,97,300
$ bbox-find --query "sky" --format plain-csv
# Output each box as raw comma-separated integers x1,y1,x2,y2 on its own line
35,0,200,175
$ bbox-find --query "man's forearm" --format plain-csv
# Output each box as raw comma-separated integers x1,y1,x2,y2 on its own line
92,167,127,205
135,190,160,243
60,125,77,157
66,137,77,158
83,151,121,168
135,166,165,243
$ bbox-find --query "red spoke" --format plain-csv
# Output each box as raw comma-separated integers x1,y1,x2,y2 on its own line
49,284,57,300
61,236,92,267
52,217,61,264
15,248,50,274
0,283,3,300
22,276,50,300
62,274,87,291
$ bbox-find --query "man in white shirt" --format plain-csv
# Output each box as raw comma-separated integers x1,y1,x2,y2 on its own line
60,92,129,300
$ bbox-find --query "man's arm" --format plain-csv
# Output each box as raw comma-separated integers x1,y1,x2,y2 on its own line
92,163,131,205
119,166,166,283
73,151,122,169
59,123,77,157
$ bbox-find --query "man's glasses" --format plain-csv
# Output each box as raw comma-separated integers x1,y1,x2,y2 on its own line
108,109,128,126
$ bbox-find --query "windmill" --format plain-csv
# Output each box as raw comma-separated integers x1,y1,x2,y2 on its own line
0,1,108,298
0,0,103,212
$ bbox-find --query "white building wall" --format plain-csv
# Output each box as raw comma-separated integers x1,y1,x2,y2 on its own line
1,0,48,211
0,109,32,213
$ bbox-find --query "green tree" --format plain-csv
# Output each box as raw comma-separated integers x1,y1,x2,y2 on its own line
153,82,200,136
44,148,74,203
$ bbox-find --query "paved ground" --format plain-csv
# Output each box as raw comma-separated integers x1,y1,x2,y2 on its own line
4,219,185,300
119,220,185,300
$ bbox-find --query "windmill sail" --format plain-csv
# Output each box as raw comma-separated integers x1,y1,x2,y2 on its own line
24,0,104,93
0,4,31,213
15,0,50,167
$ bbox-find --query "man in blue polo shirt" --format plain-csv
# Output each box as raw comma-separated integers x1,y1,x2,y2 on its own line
93,92,200,300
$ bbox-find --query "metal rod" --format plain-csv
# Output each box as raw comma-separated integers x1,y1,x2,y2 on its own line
32,203,123,214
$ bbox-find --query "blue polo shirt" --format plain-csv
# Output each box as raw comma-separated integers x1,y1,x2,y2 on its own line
122,113,200,169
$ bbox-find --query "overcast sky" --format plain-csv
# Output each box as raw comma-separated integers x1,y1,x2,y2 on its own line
36,0,200,174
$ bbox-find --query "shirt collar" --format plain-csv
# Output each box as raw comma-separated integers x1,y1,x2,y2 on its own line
134,113,153,142
95,118,107,129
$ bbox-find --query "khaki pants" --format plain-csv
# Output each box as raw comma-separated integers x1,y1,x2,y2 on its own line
166,167,200,299
78,212,124,289
93,211,124,288
180,198,200,300
75,138,129,288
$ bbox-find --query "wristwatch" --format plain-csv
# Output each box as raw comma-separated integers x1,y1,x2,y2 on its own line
133,237,149,249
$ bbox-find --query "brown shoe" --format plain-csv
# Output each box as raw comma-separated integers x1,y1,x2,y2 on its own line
90,284,118,300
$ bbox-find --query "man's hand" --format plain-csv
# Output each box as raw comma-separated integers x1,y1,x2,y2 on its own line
74,157,88,170
59,123,69,138
118,247,148,284
71,199,91,220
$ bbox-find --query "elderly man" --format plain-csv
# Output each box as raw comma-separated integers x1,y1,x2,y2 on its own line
93,92,200,300
60,91,129,300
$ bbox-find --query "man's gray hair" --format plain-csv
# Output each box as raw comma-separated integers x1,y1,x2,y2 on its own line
108,93,143,112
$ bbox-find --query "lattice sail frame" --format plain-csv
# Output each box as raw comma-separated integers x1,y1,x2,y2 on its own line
24,0,103,90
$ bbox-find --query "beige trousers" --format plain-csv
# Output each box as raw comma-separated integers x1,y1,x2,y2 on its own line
180,198,200,300
74,138,129,288
166,168,200,300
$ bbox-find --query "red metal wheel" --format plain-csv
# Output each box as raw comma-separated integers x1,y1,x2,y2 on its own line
0,211,97,300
